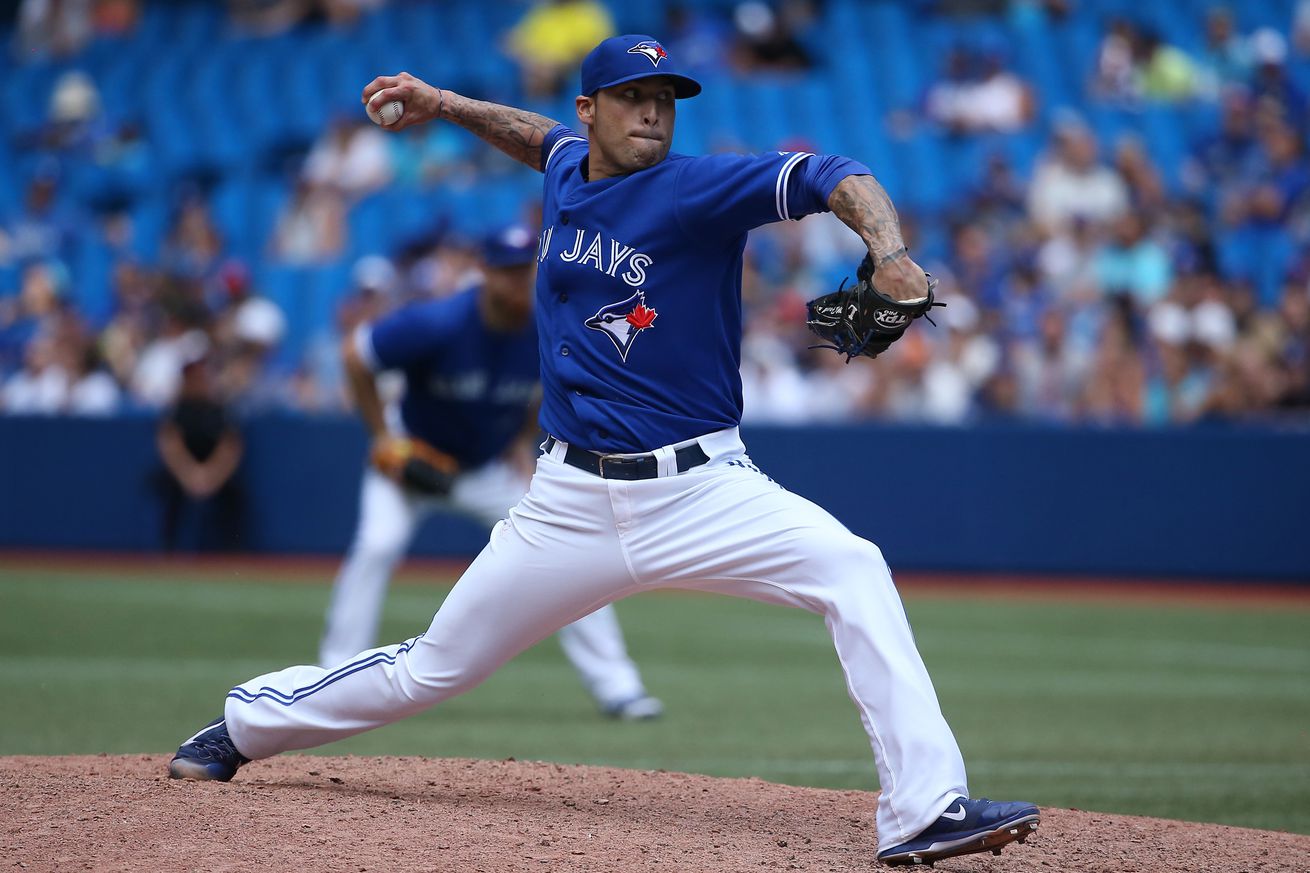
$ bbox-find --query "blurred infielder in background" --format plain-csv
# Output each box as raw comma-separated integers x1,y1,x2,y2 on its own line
322,225,662,720
171,34,1037,867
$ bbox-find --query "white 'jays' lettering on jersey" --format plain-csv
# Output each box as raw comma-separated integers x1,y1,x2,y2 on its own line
555,228,652,286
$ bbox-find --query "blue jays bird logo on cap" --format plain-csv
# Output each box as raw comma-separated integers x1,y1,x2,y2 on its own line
627,41,669,67
585,291,658,362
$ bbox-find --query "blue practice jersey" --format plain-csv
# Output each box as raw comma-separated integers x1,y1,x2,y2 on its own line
359,288,539,468
535,125,869,453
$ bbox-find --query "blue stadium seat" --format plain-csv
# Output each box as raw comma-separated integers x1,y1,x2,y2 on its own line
698,73,749,150
894,130,950,213
786,79,843,155
673,95,708,157
302,262,354,346
0,264,19,300
252,263,310,371
69,236,114,326
210,175,258,265
1137,106,1189,193
254,263,302,324
0,139,16,208
2,60,58,140
128,197,168,262
864,2,920,111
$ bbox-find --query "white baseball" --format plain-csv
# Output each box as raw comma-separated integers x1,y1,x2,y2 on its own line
367,96,404,126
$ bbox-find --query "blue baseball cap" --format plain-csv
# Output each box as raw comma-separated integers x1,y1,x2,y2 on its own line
481,224,538,268
580,34,702,99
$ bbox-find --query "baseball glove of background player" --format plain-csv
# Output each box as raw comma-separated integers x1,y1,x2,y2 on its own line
805,254,943,361
371,437,460,496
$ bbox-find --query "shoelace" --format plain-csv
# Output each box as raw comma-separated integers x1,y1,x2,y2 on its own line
189,730,248,763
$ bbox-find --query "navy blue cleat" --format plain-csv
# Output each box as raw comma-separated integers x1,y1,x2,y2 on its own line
877,797,1039,867
168,717,249,782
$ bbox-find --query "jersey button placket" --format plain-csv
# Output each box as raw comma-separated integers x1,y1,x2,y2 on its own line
560,345,570,356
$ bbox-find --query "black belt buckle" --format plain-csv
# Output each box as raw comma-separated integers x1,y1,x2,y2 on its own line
597,455,612,478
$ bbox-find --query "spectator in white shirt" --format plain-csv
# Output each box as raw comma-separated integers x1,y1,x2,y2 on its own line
1028,118,1130,237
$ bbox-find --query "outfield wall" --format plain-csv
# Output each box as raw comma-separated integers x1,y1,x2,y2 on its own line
1,415,1306,580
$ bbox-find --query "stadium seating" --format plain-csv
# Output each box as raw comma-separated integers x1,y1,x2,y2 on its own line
1,0,1306,349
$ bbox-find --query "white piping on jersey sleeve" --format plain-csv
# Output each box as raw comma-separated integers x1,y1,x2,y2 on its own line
545,135,586,172
353,322,382,372
774,151,814,221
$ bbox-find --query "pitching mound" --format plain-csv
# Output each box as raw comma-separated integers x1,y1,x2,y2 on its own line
2,756,1306,872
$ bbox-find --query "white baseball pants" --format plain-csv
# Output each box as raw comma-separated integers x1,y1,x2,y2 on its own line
227,427,968,851
318,460,648,708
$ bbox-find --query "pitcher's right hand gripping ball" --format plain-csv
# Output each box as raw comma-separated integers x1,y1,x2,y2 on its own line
361,72,444,131
805,254,943,361
371,437,460,496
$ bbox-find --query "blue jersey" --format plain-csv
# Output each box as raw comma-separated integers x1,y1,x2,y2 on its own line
535,125,868,453
359,287,539,468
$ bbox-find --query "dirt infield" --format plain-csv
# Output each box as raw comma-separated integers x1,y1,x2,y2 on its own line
3,756,1306,872
5,550,1309,610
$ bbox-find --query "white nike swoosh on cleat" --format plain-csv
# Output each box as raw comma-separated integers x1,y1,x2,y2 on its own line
181,720,224,746
941,805,967,821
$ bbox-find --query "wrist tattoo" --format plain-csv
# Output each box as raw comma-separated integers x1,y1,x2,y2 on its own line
878,247,908,265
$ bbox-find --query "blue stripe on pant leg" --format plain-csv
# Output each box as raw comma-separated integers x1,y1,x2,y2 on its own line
227,635,424,707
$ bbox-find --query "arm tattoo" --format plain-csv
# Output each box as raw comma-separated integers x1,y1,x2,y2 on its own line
828,175,908,263
441,93,560,172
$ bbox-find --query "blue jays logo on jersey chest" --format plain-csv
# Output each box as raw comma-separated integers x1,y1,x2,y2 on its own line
584,292,658,362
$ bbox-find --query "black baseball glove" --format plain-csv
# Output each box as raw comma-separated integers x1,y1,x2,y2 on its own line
805,254,943,361
372,437,460,496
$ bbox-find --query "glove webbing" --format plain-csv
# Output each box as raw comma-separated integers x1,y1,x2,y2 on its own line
807,278,946,363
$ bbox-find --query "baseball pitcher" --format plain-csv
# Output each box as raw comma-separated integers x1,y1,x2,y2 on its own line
170,35,1037,867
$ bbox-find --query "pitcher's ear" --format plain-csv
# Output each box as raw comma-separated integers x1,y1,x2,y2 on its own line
576,95,594,126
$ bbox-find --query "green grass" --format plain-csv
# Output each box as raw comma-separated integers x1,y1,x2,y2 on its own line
1,566,1307,835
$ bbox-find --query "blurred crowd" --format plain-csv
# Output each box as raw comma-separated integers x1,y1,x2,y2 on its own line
743,99,1310,425
2,0,1309,429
